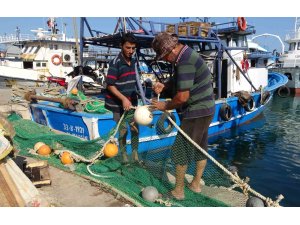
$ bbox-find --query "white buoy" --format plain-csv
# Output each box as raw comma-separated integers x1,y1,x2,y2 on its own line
246,197,265,207
142,186,159,202
134,105,153,126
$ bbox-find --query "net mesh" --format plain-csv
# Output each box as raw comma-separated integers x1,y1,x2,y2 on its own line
69,91,108,114
7,111,274,207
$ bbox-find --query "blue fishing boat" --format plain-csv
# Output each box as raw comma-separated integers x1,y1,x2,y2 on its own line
28,17,288,154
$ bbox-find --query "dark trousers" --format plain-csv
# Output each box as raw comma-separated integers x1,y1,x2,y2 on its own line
171,114,213,165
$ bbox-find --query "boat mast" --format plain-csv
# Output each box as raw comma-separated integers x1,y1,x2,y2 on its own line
73,17,81,65
295,17,299,33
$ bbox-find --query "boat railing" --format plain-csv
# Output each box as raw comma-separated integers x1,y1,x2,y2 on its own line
285,30,300,41
0,33,75,44
127,19,213,39
247,51,274,59
277,62,300,68
82,49,119,60
211,20,255,35
0,34,36,44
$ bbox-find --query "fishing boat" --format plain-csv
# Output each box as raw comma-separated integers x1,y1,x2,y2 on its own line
27,17,288,153
270,17,300,96
0,18,78,88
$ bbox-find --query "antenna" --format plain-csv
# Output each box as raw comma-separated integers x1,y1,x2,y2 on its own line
15,26,20,41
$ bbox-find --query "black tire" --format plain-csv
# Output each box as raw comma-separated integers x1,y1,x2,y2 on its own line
156,112,176,135
277,85,290,98
244,97,255,112
219,103,232,121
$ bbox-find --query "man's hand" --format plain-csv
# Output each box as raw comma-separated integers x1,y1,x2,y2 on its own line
152,82,165,94
151,99,168,111
122,98,132,111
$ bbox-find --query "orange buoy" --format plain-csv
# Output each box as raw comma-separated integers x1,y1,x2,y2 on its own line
34,142,46,151
37,144,52,156
60,151,74,165
103,143,118,158
71,88,78,95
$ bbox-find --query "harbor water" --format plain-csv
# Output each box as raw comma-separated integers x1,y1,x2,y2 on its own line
208,95,300,207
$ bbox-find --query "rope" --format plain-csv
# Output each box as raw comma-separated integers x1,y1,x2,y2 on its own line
84,112,127,176
166,114,284,207
86,163,116,178
155,198,172,207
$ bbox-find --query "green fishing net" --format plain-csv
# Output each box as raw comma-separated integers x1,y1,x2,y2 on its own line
7,111,251,207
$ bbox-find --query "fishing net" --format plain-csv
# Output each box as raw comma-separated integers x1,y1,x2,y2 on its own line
68,91,108,114
7,110,283,207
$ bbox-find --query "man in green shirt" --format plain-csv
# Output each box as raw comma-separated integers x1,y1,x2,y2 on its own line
152,32,215,200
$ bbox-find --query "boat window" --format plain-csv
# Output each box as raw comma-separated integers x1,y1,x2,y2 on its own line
42,62,47,67
72,46,78,53
232,35,247,48
50,44,58,50
284,73,292,80
203,42,217,51
23,61,33,69
298,42,300,50
36,62,41,67
289,43,296,51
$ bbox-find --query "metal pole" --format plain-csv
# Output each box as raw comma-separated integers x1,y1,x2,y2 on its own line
73,17,81,65
80,18,84,65
217,43,222,99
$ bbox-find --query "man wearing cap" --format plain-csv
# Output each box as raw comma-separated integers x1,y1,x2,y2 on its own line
105,32,139,164
152,32,215,200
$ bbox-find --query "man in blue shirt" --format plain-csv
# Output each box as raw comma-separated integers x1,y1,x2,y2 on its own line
105,33,139,164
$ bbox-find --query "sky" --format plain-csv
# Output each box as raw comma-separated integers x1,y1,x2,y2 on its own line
0,17,297,53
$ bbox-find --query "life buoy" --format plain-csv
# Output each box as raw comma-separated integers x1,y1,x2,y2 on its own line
260,91,271,105
51,54,62,66
277,85,290,98
241,59,249,71
156,112,176,135
237,17,247,31
219,103,232,121
244,97,255,112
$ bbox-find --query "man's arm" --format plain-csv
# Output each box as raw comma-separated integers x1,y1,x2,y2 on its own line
152,90,189,111
107,85,132,111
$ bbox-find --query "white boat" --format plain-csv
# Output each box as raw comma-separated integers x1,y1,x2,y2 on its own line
270,17,300,96
0,18,78,88
247,39,277,68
